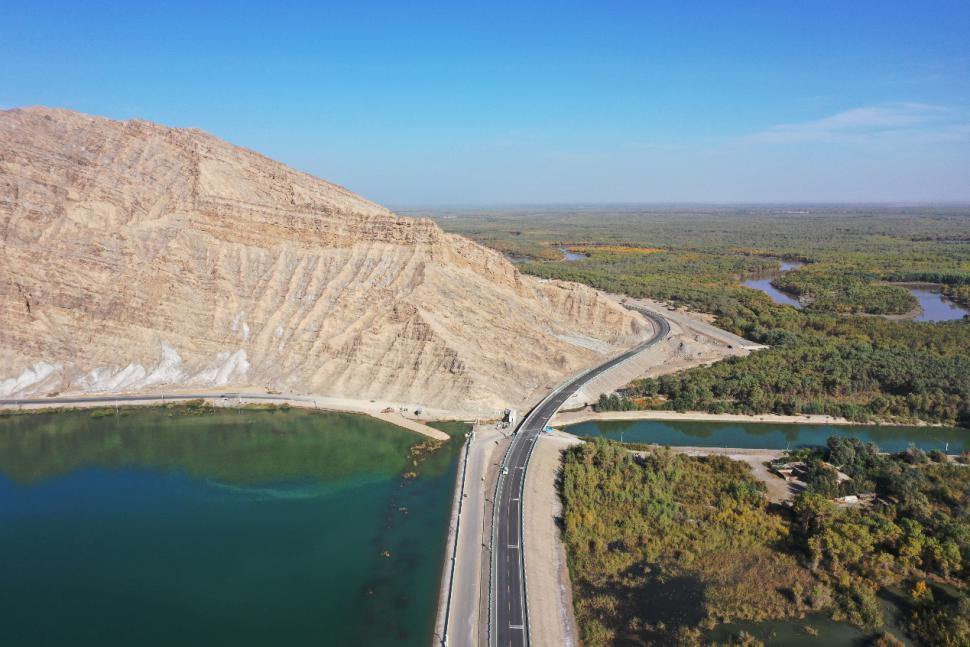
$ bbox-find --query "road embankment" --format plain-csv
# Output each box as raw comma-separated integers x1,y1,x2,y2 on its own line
434,424,509,647
523,433,581,647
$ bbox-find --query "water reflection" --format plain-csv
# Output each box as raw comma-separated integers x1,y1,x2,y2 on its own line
742,277,803,308
0,407,459,647
742,260,803,308
560,247,587,261
567,419,966,453
0,407,427,485
906,285,969,322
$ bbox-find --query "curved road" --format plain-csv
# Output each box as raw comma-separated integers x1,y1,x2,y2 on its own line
490,306,670,647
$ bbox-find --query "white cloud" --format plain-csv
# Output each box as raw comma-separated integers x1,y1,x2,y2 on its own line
748,103,969,144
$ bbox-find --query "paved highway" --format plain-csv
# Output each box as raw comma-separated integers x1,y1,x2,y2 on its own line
490,306,670,647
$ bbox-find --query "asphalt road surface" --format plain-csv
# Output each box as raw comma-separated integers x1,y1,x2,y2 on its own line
490,306,670,647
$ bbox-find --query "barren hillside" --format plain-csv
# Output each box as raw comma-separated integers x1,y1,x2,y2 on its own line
0,108,646,413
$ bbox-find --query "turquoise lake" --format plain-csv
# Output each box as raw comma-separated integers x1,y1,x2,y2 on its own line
0,407,461,646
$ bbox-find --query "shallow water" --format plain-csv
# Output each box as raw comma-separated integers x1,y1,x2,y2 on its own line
742,260,803,308
709,613,874,646
566,419,967,453
0,407,460,646
560,247,587,261
710,588,916,646
742,277,803,308
907,285,969,322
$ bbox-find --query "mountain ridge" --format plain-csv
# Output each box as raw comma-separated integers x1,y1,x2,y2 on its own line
0,107,646,413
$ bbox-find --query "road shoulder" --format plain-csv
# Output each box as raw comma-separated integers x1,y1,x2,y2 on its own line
523,433,581,647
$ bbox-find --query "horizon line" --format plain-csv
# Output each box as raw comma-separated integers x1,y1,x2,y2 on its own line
392,201,970,211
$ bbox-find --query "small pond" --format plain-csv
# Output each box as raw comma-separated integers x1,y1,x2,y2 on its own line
903,284,969,322
742,260,803,308
560,247,587,261
709,613,876,646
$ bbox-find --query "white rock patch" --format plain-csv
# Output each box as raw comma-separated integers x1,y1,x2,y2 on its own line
139,342,186,388
231,311,250,341
0,362,62,397
77,364,148,392
190,349,250,387
13,342,252,396
74,342,184,392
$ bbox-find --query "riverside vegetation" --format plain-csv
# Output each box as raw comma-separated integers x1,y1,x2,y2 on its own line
423,206,970,428
562,438,970,646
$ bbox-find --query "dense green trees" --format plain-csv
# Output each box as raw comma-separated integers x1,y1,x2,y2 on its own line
787,442,970,645
611,331,970,426
570,249,970,426
563,438,970,646
432,207,970,426
772,267,918,314
561,439,812,646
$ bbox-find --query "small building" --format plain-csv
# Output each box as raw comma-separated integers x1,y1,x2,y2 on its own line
503,408,518,426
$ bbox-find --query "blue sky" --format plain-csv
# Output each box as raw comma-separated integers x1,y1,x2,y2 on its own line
2,1,969,204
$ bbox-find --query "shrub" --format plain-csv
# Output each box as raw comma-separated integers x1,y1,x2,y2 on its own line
928,449,948,463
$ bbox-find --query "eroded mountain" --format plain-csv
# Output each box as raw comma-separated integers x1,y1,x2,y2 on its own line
0,107,645,413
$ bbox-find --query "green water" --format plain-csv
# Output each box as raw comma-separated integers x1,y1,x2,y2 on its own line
709,592,916,646
0,407,461,646
709,614,875,646
566,418,968,453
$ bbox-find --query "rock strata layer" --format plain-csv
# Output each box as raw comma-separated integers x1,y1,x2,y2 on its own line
0,107,645,413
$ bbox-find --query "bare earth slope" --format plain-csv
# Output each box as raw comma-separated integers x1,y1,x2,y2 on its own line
0,107,645,413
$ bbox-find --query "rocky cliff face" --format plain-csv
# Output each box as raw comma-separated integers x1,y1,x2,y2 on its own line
0,108,645,413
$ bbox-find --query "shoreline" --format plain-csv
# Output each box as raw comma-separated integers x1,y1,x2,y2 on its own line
0,392,455,441
551,408,940,428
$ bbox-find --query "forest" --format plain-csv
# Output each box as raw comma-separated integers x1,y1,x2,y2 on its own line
561,439,970,646
424,207,970,427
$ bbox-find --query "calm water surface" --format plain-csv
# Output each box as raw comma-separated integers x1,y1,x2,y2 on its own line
742,260,804,308
0,408,461,646
560,247,587,261
742,262,968,321
907,285,969,322
709,614,874,646
566,419,968,453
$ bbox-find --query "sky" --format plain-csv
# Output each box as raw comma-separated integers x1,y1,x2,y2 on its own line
2,1,969,205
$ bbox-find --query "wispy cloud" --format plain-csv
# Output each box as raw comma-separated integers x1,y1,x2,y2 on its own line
748,103,969,144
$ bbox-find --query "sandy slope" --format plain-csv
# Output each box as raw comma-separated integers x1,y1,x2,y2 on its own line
0,107,646,414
